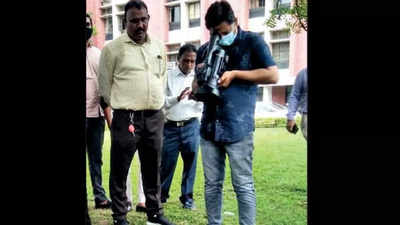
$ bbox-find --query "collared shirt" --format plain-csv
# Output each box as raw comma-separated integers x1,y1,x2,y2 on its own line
197,27,276,143
98,32,167,111
287,68,307,120
86,46,104,118
164,66,203,121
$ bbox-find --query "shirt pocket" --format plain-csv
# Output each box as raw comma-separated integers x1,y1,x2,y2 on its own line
150,54,163,78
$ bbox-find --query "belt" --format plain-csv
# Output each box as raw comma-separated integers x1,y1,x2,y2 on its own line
113,109,160,117
165,118,196,127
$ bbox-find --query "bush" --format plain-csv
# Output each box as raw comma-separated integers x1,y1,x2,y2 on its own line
255,116,301,128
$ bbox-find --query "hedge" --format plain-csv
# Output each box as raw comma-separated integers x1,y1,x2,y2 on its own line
255,116,302,128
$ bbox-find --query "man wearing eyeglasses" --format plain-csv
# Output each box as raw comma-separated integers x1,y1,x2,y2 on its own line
98,1,174,225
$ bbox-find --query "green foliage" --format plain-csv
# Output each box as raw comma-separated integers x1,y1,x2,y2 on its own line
265,0,308,33
255,116,301,128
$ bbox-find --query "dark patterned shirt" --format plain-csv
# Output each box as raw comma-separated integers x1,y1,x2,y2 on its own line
196,27,276,143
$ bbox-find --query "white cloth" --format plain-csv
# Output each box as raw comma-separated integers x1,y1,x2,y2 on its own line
164,67,203,121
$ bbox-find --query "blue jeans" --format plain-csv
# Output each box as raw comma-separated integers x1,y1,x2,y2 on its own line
201,133,256,225
86,117,108,203
160,119,200,202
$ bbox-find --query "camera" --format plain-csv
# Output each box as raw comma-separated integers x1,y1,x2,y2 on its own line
194,33,227,103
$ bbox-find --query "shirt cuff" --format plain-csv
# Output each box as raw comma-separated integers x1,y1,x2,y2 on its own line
167,96,179,107
287,112,296,121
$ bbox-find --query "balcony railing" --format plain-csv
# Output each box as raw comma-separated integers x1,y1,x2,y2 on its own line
105,33,113,40
169,22,181,31
189,18,200,28
249,7,265,18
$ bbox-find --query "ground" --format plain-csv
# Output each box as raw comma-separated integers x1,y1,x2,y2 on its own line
87,127,307,225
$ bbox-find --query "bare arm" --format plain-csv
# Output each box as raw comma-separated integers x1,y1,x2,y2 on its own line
218,66,279,88
103,106,112,129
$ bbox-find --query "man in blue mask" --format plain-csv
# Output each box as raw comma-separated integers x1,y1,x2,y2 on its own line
191,1,279,225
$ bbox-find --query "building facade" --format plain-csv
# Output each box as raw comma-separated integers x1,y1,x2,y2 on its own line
86,0,307,105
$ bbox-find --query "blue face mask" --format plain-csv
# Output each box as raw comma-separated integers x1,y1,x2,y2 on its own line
219,28,237,46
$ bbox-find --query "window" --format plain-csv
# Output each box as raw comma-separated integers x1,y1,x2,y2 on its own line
271,30,290,69
168,54,178,63
271,30,290,40
272,42,289,69
250,0,265,18
257,87,264,102
187,41,200,49
101,7,112,16
250,0,265,8
169,5,181,30
118,16,124,33
188,2,200,27
274,0,291,9
105,17,113,40
101,0,111,6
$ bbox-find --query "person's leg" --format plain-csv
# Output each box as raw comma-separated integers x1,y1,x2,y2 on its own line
109,112,138,221
225,133,256,225
125,165,133,210
201,137,226,225
138,110,164,218
179,119,200,206
301,113,307,140
86,117,109,205
136,160,147,213
160,125,181,202
137,163,146,204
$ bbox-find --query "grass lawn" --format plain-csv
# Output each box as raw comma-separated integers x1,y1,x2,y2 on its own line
87,127,307,225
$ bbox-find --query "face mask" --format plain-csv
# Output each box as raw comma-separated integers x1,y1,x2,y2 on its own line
86,28,93,41
219,28,237,46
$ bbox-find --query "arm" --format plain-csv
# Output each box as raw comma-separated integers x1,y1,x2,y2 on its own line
98,46,114,107
104,106,112,129
286,71,305,132
164,73,180,109
218,67,279,87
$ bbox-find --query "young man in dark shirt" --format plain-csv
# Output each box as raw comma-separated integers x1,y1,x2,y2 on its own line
192,1,278,225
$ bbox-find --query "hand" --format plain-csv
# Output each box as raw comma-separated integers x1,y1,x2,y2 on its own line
177,87,191,101
106,119,112,130
218,70,236,88
286,120,296,133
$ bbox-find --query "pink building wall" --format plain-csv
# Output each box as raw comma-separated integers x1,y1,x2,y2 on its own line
289,29,307,77
147,0,169,42
86,0,105,49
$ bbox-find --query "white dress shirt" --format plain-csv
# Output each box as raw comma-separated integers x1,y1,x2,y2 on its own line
164,67,203,121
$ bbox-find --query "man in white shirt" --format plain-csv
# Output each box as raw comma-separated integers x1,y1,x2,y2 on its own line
160,44,203,210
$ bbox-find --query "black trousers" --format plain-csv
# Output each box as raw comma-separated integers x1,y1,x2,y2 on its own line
109,109,164,220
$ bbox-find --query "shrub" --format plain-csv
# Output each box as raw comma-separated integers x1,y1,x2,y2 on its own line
255,116,302,128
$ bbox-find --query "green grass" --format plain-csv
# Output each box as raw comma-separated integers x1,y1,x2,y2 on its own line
87,128,307,225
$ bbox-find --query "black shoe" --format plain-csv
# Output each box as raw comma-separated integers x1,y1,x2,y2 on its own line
95,199,112,209
146,214,175,225
113,219,129,225
126,201,132,212
136,205,147,213
182,199,197,210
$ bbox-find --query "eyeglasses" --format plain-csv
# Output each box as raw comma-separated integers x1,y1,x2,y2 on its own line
129,15,150,24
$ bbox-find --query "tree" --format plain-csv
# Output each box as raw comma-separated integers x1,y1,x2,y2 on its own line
265,0,307,33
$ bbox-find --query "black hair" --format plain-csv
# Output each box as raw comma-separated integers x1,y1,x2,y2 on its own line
178,44,197,59
86,13,93,28
205,0,235,30
123,0,148,29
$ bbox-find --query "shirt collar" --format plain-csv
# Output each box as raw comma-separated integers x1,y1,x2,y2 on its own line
122,32,152,45
175,66,194,77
